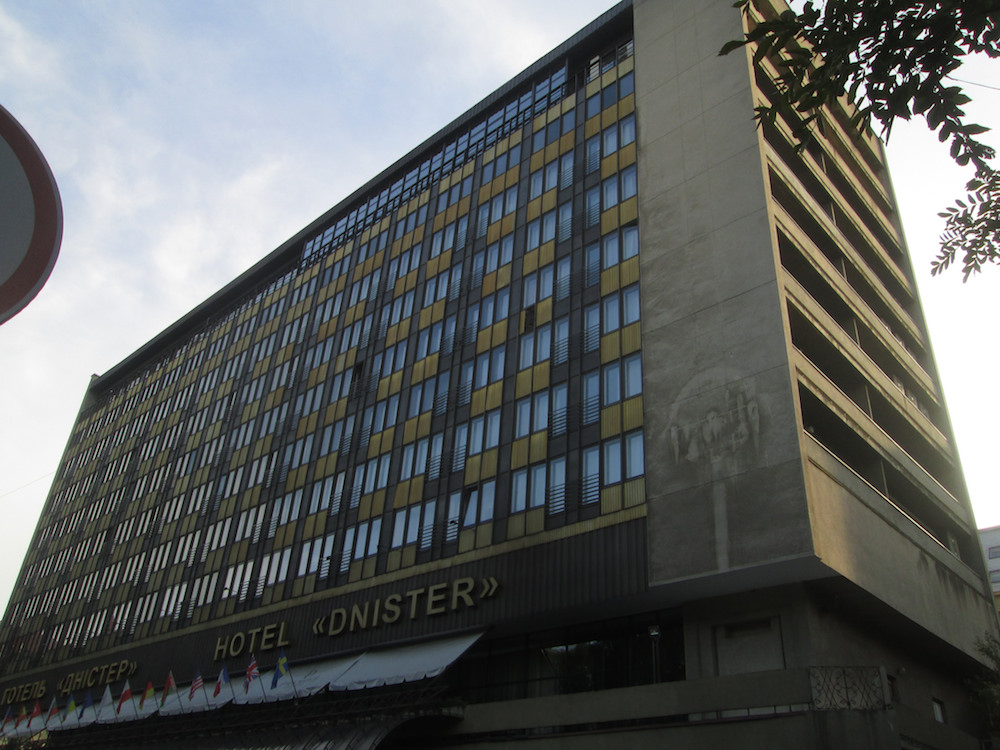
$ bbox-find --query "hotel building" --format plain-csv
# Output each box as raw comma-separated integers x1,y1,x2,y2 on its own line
0,1,996,747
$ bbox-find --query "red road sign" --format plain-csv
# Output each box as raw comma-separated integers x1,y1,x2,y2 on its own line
0,103,62,325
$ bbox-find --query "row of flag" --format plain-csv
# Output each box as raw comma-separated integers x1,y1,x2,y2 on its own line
0,650,292,737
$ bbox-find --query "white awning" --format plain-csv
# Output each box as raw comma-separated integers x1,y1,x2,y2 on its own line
329,631,482,691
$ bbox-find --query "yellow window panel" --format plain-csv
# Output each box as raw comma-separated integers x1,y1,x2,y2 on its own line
465,455,481,485
526,508,545,535
522,248,539,274
481,448,498,478
417,412,432,438
459,529,476,554
507,512,526,540
621,256,640,286
486,381,503,409
402,478,423,507
371,490,386,517
515,369,533,399
391,481,410,509
532,360,550,388
511,437,529,469
619,197,638,226
476,327,493,354
601,403,622,438
601,208,620,236
529,432,547,463
621,323,642,355
402,417,417,444
471,387,486,415
358,494,372,521
491,321,507,349
389,370,403,395
496,263,512,288
601,485,623,514
536,297,553,325
619,141,636,167
601,332,622,363
386,549,402,573
532,110,547,133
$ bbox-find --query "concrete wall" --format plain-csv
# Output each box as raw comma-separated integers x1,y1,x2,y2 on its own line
805,439,999,658
632,0,811,585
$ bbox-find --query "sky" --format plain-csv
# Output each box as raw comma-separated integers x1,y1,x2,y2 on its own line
0,1,997,616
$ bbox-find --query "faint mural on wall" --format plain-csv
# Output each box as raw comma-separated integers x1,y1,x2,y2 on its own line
663,369,763,570
667,370,761,482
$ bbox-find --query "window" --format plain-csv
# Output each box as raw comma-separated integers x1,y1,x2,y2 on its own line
603,124,618,157
464,410,501,456
555,257,571,301
446,482,496,542
407,373,450,418
989,546,1000,559
621,164,637,200
297,534,336,578
586,135,601,173
585,187,601,227
519,324,551,369
472,235,514,281
479,289,510,330
515,391,550,438
624,354,643,398
620,113,636,146
559,152,574,189
465,346,506,391
341,519,383,571
416,313,453,356
391,502,435,550
622,224,639,260
625,432,645,479
527,209,557,251
522,265,554,307
602,233,620,269
511,459,565,513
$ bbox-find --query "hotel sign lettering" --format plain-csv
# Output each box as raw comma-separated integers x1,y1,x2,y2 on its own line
55,659,138,697
312,576,500,638
213,621,290,662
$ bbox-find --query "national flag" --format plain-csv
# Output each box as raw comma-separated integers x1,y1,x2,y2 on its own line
96,686,114,723
117,680,133,714
243,654,259,693
138,681,155,711
160,671,176,708
79,689,93,719
270,649,289,689
14,705,26,727
213,665,229,698
45,698,60,727
1,706,13,731
27,700,41,728
63,695,77,722
189,670,203,701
